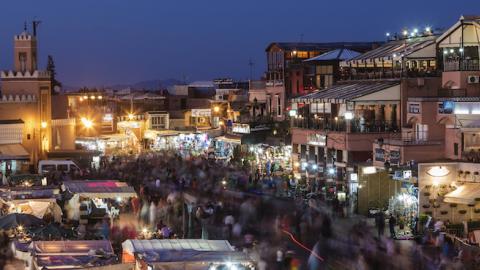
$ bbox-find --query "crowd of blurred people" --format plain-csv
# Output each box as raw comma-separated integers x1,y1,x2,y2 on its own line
68,150,480,269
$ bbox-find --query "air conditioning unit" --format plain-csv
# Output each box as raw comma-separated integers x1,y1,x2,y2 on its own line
468,75,480,84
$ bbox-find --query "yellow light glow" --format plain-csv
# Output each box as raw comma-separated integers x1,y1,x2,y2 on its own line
83,95,88,99
219,121,224,126
128,113,134,120
98,96,103,100
17,225,23,231
213,106,220,113
294,162,300,168
426,166,450,177
90,96,96,100
41,121,47,129
81,117,93,129
79,97,83,102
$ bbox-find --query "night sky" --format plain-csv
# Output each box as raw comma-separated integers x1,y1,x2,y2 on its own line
0,0,478,87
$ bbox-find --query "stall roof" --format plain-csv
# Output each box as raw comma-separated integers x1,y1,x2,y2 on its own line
64,180,137,199
31,240,114,255
444,183,480,204
31,240,116,269
0,144,29,160
122,239,251,264
293,80,400,103
123,239,234,254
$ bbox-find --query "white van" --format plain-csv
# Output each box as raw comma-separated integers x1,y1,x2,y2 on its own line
38,160,81,175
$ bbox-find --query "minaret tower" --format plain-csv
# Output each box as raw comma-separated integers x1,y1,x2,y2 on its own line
13,22,39,73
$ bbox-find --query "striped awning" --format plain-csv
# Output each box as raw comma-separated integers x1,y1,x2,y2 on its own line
293,81,399,103
0,144,29,160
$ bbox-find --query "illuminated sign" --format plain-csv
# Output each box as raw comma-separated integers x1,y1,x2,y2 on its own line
232,123,250,134
191,109,211,117
308,134,326,146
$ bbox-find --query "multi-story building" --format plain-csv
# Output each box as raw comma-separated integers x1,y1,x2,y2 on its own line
0,27,53,174
265,42,381,98
289,24,442,212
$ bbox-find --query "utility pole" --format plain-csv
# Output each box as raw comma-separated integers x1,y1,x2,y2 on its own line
248,58,255,81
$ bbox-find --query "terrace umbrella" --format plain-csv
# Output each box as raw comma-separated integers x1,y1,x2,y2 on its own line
0,213,44,230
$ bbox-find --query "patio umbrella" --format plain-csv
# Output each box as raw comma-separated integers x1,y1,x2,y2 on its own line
0,213,44,230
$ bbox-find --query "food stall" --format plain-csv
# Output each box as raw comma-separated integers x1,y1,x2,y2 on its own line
28,240,117,270
122,239,255,270
62,180,137,223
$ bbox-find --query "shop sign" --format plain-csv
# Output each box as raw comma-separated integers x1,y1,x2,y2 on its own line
393,170,412,180
374,148,385,162
308,134,326,146
191,109,211,117
389,150,400,165
232,123,250,134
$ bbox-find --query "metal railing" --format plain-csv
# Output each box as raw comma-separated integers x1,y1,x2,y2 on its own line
444,59,480,71
292,118,399,133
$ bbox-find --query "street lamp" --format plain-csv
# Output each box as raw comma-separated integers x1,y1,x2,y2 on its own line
81,117,93,129
213,106,220,113
128,113,134,120
41,121,47,129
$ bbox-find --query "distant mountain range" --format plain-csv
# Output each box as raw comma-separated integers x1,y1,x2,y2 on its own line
63,78,185,92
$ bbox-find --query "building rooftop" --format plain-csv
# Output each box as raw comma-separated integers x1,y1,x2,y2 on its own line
266,42,382,52
304,48,361,62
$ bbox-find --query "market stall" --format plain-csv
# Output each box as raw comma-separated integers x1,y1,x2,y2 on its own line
210,135,241,160
122,239,255,270
28,240,117,270
248,144,292,175
145,130,211,156
62,180,137,222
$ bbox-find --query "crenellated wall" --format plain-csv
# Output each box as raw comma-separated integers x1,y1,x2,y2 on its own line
0,94,37,103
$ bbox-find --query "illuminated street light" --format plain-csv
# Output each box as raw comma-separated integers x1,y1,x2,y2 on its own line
413,28,418,34
41,121,47,129
213,106,220,113
402,30,408,36
90,95,96,100
386,32,390,37
81,117,93,129
98,96,103,100
79,97,83,102
128,113,134,120
425,26,431,32
83,95,88,99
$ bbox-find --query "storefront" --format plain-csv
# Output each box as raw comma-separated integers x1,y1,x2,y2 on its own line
248,144,292,175
75,134,136,156
0,144,30,176
145,130,211,156
419,162,480,224
210,135,241,160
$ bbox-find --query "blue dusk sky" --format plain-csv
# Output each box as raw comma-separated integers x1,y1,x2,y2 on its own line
0,0,478,87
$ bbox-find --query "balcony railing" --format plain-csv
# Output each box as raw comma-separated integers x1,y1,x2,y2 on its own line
444,59,480,72
340,69,439,81
292,118,399,133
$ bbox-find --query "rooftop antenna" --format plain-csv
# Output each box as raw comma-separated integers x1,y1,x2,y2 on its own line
23,21,27,32
248,58,255,80
32,19,41,37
